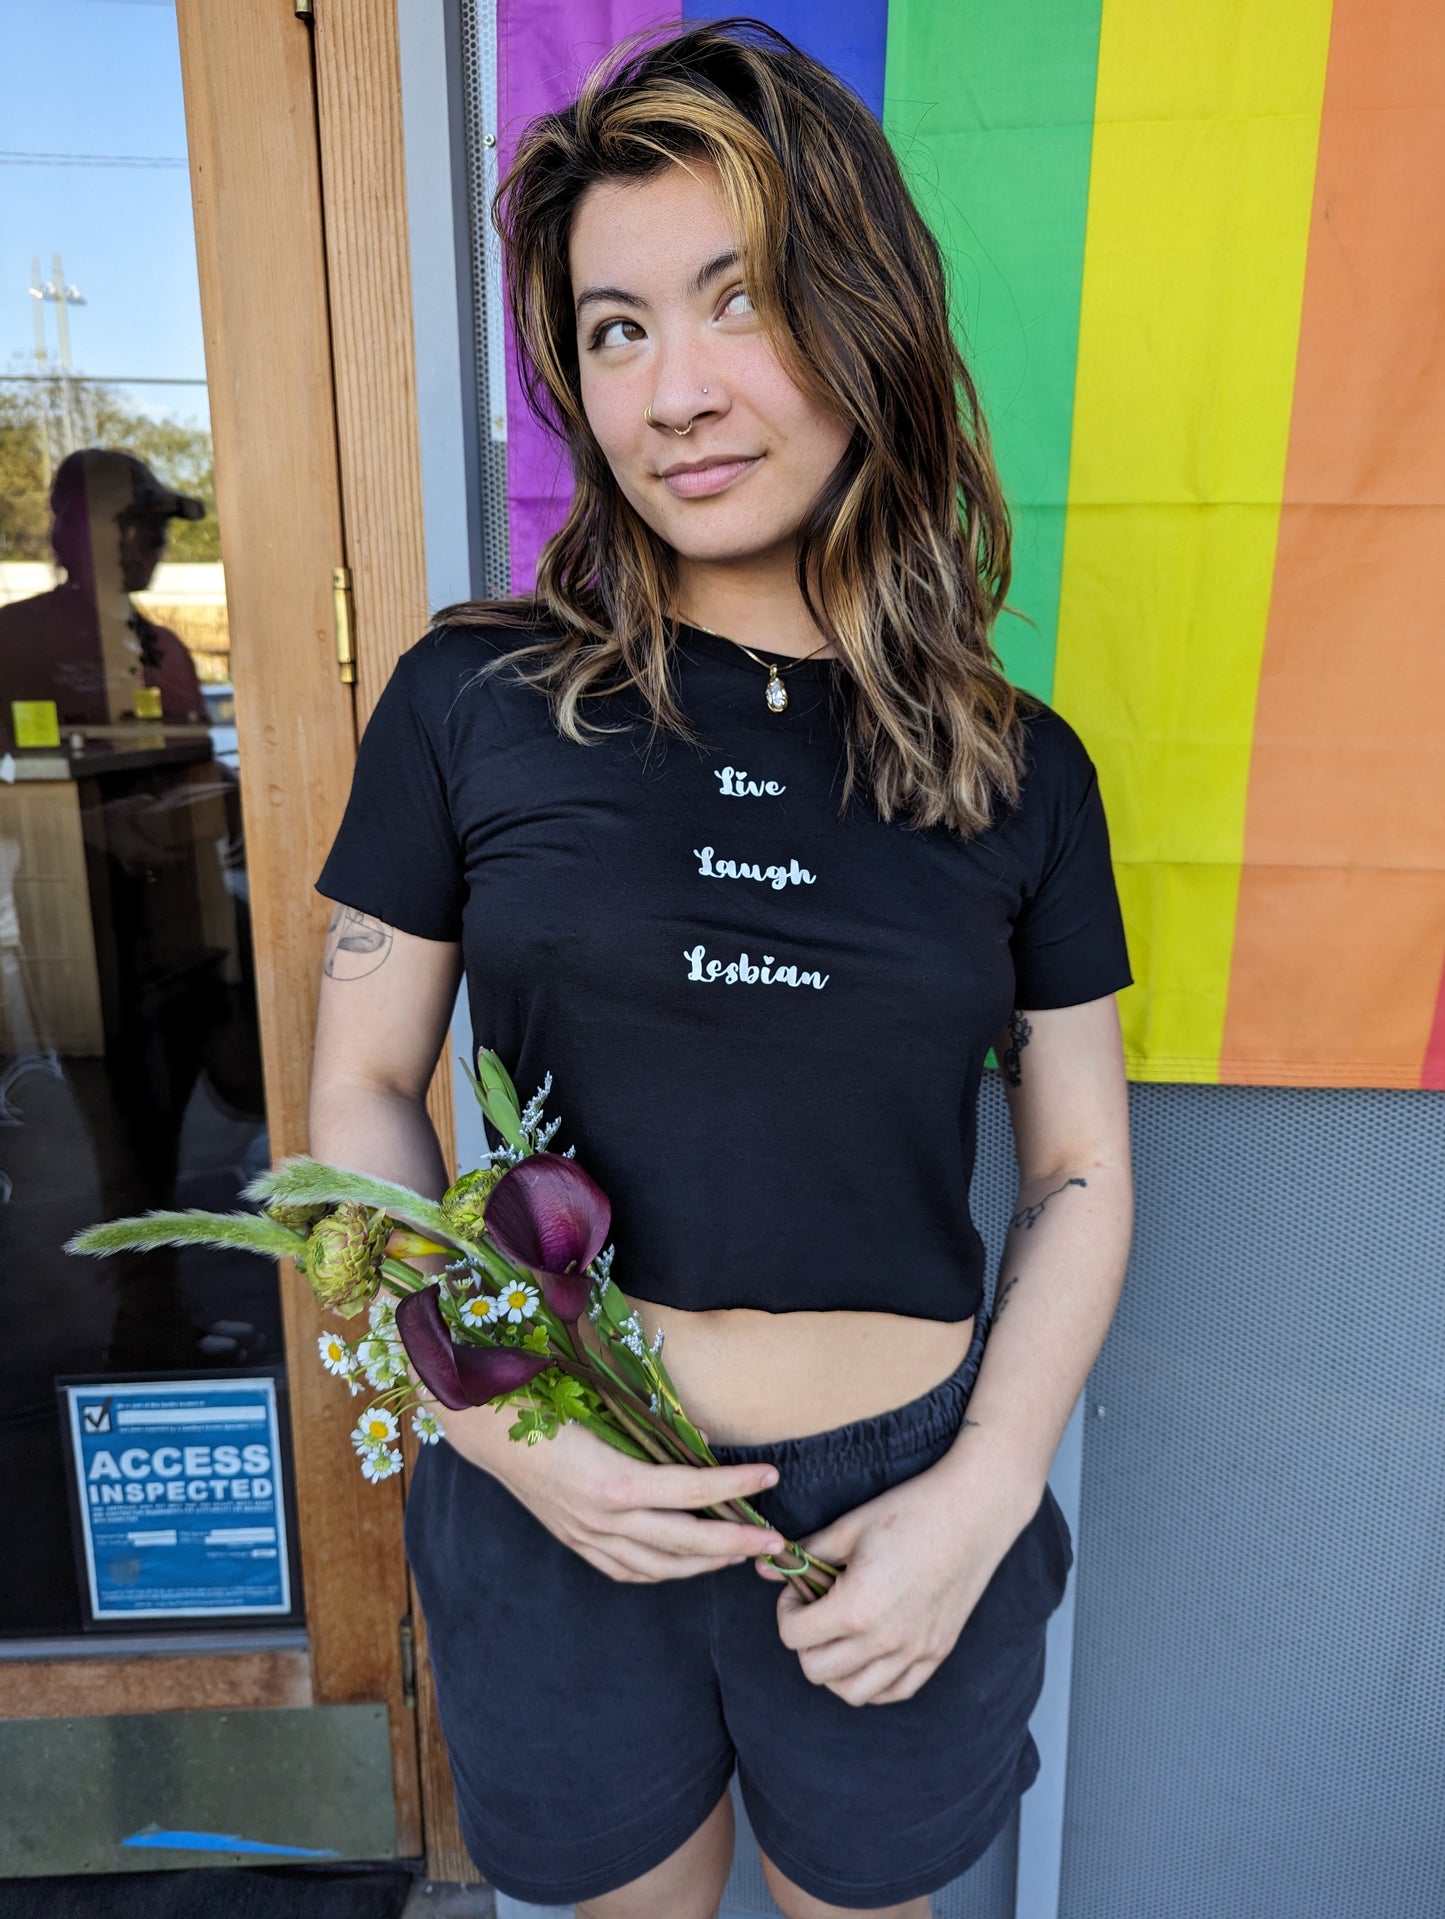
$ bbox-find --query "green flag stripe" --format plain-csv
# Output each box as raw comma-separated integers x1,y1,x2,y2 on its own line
883,0,1105,701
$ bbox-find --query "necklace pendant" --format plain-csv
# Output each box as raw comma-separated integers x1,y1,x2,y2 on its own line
765,669,789,713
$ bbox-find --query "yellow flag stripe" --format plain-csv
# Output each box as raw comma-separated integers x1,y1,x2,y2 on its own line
1054,0,1334,1079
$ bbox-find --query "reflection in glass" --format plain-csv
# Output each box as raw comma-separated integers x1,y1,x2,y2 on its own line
0,2,286,1638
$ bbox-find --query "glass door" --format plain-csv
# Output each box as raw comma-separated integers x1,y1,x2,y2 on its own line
0,0,282,1647
0,0,421,1877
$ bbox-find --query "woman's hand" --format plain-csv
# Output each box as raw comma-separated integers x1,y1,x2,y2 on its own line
757,1458,1036,1706
441,1407,788,1583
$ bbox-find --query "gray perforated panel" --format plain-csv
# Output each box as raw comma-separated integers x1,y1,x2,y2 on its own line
1057,1082,1445,1919
460,0,512,597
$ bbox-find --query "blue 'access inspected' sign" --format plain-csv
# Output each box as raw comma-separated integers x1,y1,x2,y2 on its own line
61,1377,293,1623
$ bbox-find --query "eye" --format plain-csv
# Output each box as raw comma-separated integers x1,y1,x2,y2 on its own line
721,286,755,318
588,317,645,351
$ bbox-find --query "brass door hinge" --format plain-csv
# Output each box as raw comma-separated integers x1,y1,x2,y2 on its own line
295,0,314,19
399,1613,417,1711
332,565,356,685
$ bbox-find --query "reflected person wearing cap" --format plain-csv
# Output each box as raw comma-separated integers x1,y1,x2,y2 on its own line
0,447,207,749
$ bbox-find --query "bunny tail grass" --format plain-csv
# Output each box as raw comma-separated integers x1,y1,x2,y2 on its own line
241,1157,469,1250
66,1210,306,1261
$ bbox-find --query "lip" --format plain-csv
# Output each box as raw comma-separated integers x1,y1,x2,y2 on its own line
657,455,761,499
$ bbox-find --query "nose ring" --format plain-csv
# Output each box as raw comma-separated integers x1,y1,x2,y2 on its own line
644,403,695,437
645,391,708,437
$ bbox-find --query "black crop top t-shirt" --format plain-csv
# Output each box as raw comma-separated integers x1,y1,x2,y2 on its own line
315,620,1133,1324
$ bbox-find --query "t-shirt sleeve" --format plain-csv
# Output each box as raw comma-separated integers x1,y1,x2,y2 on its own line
1010,716,1133,1010
314,645,466,942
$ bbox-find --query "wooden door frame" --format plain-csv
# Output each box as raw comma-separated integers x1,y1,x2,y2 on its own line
179,0,435,1859
305,0,473,1879
179,0,473,1865
1,0,471,1877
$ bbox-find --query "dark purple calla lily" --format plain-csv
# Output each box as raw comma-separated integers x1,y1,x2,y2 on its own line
481,1153,612,1323
395,1285,550,1411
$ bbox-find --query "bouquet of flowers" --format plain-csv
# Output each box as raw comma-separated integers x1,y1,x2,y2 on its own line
65,1047,838,1598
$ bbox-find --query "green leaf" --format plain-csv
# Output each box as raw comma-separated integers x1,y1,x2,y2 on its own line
476,1046,523,1116
664,1408,713,1463
578,1414,651,1461
66,1209,305,1262
596,1277,636,1332
584,1328,652,1401
458,1047,526,1150
507,1406,549,1446
507,1384,564,1444
550,1375,596,1425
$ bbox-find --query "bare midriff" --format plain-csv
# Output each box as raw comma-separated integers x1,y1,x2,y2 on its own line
617,1293,978,1446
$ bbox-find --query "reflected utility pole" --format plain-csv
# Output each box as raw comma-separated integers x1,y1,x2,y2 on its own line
28,257,54,487
29,250,88,464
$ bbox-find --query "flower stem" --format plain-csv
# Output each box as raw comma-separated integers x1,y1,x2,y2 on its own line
567,1321,658,1413
604,1396,676,1465
549,1348,839,1598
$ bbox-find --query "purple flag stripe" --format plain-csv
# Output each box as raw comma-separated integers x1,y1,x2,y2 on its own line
497,0,683,589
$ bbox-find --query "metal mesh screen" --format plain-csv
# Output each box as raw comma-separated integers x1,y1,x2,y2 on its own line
1056,1081,1445,1919
460,0,511,598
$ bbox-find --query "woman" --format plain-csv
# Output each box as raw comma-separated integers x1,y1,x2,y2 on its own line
310,19,1134,1919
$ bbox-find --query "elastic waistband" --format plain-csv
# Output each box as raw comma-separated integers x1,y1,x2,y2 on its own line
709,1310,990,1486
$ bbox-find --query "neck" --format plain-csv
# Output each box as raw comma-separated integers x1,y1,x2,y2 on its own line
673,552,839,660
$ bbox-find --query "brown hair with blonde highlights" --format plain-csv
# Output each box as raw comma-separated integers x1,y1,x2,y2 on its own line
434,15,1036,837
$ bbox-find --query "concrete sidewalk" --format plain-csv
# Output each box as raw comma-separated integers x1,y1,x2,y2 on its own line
401,1885,494,1917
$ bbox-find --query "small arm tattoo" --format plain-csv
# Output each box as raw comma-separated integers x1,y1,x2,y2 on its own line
323,904,393,980
1009,1175,1088,1231
999,1011,1032,1087
993,1275,1020,1320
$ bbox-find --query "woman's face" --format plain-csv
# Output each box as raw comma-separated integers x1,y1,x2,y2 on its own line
568,158,853,572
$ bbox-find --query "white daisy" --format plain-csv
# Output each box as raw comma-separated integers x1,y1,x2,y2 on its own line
351,1406,399,1451
458,1293,495,1330
359,1443,403,1483
356,1332,408,1389
367,1294,398,1335
411,1406,442,1445
488,1279,539,1325
317,1331,357,1378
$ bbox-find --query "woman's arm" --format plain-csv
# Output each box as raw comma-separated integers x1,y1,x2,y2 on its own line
940,989,1135,1506
307,900,787,1574
309,902,463,1203
764,991,1133,1705
309,902,510,1470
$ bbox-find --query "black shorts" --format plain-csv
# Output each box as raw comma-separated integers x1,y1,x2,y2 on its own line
403,1310,1073,1909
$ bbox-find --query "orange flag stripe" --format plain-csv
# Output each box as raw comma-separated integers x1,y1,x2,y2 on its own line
1221,0,1445,1087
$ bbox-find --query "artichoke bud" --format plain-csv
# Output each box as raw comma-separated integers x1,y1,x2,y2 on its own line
440,1166,506,1241
266,1200,331,1237
301,1203,391,1318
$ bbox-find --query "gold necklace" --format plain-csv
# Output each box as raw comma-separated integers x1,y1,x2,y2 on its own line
685,620,837,713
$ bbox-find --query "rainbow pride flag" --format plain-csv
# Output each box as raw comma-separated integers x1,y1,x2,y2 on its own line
496,0,1445,1089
